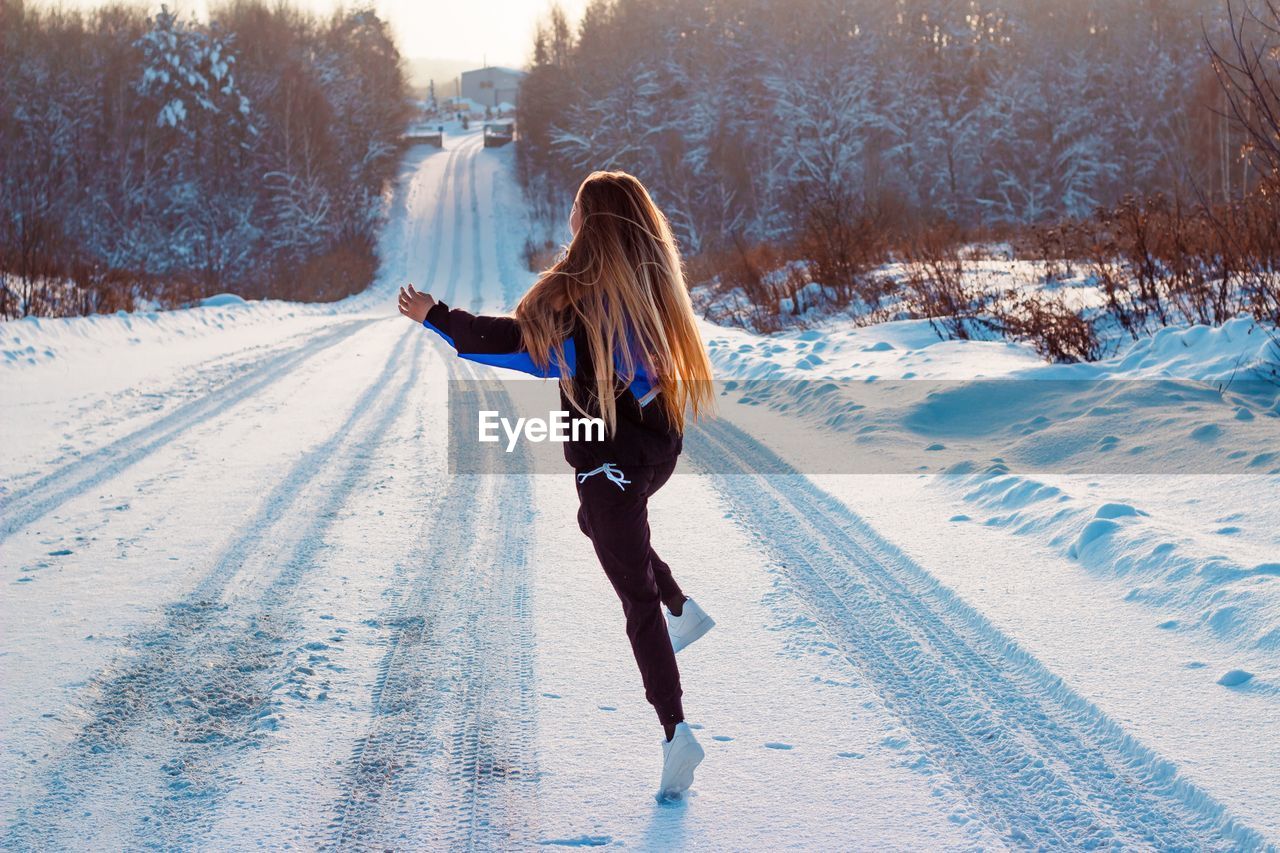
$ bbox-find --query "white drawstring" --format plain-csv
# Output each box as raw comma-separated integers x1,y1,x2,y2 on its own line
577,462,631,491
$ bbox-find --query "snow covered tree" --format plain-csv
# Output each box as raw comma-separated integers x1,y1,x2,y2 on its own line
1,0,407,315
517,0,1229,248
134,6,252,134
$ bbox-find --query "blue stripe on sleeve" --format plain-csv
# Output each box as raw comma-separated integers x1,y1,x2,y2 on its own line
629,372,654,403
457,338,577,379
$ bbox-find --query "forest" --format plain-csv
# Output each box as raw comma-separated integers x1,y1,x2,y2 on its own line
518,0,1280,355
0,0,408,318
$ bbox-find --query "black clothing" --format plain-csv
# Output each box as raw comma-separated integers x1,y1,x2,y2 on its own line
423,301,681,468
421,302,688,726
575,458,685,725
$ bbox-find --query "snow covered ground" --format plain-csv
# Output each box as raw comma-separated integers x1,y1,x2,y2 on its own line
2,127,1277,849
699,319,1280,844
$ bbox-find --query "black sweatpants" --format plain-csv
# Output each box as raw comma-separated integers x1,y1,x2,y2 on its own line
575,458,685,726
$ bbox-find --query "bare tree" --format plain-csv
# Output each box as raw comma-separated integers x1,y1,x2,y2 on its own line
1208,0,1280,184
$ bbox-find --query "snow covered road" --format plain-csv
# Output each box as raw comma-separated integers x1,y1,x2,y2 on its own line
2,130,1276,849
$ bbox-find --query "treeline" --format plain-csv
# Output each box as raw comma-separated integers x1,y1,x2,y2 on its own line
518,0,1279,358
0,0,409,318
520,0,1243,251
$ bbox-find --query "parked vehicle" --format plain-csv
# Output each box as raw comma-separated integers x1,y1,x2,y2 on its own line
483,120,515,148
404,124,443,147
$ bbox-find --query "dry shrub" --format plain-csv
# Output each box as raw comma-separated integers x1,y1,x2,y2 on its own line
0,273,16,319
1083,192,1280,336
284,236,380,303
71,266,140,314
690,211,899,333
897,223,1102,361
1213,190,1280,326
1016,221,1091,282
793,213,894,308
691,239,797,333
0,214,70,317
991,291,1101,362
899,224,990,340
0,216,167,317
693,186,1275,364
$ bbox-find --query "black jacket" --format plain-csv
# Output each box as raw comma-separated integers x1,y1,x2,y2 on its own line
423,301,681,468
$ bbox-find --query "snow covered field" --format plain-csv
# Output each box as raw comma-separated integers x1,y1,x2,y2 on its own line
2,128,1278,849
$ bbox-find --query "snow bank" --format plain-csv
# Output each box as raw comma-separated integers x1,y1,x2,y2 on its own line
694,255,1108,333
199,292,249,307
0,299,349,370
705,314,1278,384
1086,318,1279,382
702,316,1043,381
704,312,1280,657
949,463,1280,652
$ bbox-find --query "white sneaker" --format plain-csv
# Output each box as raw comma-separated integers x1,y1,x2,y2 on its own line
667,598,715,653
657,722,705,801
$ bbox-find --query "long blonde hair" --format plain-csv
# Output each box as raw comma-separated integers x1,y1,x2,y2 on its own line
515,170,714,435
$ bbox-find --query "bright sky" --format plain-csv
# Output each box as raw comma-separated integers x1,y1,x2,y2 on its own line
93,0,588,67
376,0,588,66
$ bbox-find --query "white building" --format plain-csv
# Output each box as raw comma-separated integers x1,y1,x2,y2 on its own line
460,66,525,111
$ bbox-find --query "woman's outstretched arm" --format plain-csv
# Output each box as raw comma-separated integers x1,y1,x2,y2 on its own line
397,284,572,378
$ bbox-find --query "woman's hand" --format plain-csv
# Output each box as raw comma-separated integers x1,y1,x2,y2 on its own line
398,284,436,324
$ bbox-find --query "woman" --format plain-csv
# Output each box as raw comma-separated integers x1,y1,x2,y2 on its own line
397,170,717,801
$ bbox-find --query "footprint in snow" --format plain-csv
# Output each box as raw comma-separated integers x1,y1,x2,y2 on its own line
764,742,793,750
542,692,562,699
712,735,733,742
597,705,616,712
1190,423,1223,442
836,751,865,759
1248,451,1277,469
1094,502,1146,519
537,836,612,848
1217,669,1254,687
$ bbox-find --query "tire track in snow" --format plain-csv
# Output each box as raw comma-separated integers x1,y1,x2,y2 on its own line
419,135,466,291
434,141,540,849
440,133,484,310
689,417,1268,851
5,326,422,850
442,131,486,307
467,143,486,314
327,134,540,849
326,360,539,850
428,363,539,852
0,317,373,543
